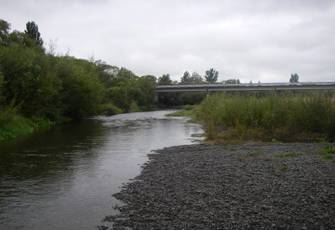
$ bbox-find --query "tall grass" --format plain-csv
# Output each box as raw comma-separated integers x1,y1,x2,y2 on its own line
195,92,335,142
0,106,54,142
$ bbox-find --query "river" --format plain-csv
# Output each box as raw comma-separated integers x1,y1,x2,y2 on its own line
0,111,203,230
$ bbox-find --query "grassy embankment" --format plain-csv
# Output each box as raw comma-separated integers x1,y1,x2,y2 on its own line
0,107,54,142
171,92,335,142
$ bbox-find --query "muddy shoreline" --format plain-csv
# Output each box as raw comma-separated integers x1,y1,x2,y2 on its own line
102,143,335,229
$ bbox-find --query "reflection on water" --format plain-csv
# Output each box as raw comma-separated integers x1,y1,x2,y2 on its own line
0,111,203,230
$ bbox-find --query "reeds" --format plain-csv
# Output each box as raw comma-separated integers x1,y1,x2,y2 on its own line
195,92,335,142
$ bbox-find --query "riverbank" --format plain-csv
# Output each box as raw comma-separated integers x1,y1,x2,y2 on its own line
192,93,335,142
0,110,203,230
105,143,335,229
0,115,54,142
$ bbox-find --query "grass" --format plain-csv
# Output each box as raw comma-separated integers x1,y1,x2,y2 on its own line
275,152,302,158
194,92,335,142
246,149,263,157
280,163,288,172
319,146,335,161
239,149,264,160
166,105,196,117
0,107,54,142
97,103,123,115
167,109,193,117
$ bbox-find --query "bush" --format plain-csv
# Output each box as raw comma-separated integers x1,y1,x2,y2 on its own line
0,114,53,142
129,101,141,112
195,92,335,142
97,103,123,115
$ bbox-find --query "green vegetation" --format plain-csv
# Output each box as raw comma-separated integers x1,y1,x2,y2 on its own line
290,73,299,83
1,18,332,145
97,103,123,116
0,19,157,141
275,152,302,158
194,92,335,142
180,71,205,85
241,150,264,159
280,163,288,172
0,106,53,141
319,146,335,161
205,68,219,83
0,19,225,142
166,105,195,117
167,110,193,117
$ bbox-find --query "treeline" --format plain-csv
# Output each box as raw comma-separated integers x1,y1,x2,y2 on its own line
0,19,158,121
0,18,244,140
0,19,240,122
0,19,159,140
156,69,240,106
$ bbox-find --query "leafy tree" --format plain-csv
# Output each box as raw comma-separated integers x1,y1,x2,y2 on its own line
94,60,119,87
0,45,39,106
224,79,240,84
0,71,4,105
117,67,136,81
158,74,172,85
25,21,43,46
0,43,63,118
180,71,204,84
180,71,191,84
8,31,37,48
0,18,164,126
290,73,299,83
55,57,105,119
205,68,218,83
0,19,10,45
190,72,204,84
129,100,140,112
136,75,156,109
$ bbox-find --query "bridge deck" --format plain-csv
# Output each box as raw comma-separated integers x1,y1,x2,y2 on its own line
155,82,335,93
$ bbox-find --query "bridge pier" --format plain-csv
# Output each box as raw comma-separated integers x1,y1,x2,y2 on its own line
154,92,159,103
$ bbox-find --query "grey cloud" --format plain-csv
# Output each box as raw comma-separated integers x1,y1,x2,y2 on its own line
1,0,335,82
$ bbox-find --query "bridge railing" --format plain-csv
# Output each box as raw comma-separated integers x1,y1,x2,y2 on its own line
155,82,335,93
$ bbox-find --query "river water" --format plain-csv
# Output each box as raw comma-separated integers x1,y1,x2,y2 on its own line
0,111,203,230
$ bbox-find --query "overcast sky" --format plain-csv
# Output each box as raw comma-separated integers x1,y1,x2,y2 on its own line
1,0,335,82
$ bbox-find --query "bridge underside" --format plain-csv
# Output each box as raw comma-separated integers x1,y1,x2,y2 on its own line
155,82,335,93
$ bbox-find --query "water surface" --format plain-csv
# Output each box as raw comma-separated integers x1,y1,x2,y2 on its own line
0,111,203,230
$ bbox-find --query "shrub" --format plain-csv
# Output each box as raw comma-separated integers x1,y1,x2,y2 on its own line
97,103,123,115
129,101,141,112
195,92,335,142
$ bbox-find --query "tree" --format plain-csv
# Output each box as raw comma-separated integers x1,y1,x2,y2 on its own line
158,74,172,85
117,67,136,80
290,73,299,83
136,75,157,109
224,79,240,84
0,71,4,105
205,68,218,83
180,71,191,84
0,19,10,45
25,21,43,46
56,57,105,119
181,71,204,84
190,72,204,84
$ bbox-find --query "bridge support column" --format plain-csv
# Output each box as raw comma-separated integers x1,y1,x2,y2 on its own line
154,92,159,103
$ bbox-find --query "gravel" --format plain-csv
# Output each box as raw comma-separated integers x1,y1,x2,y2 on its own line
101,143,335,230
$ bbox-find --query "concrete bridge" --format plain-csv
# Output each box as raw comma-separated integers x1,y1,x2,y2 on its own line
156,82,335,93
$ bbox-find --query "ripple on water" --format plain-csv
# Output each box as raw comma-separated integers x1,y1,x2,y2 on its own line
0,110,203,230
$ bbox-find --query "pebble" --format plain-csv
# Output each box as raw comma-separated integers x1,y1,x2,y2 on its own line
103,143,335,230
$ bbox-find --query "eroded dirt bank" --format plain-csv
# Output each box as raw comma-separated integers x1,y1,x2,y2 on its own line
102,143,335,230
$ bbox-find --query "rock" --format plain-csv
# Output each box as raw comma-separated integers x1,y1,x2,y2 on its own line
105,143,335,229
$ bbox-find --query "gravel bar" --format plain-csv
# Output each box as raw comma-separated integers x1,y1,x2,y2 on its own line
102,143,335,230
